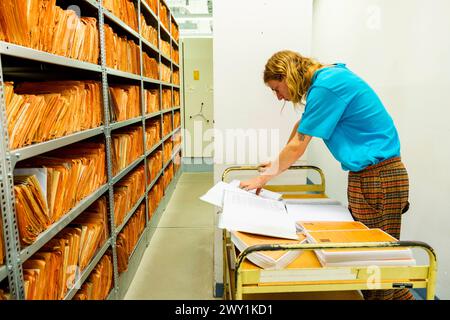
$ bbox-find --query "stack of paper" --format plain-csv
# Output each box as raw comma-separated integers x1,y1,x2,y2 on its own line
162,113,173,136
73,253,113,300
160,63,172,83
306,228,415,267
113,165,146,227
172,46,180,65
173,130,182,149
104,24,140,74
14,174,51,245
145,118,161,151
116,203,146,273
147,150,163,183
22,196,108,300
159,1,170,30
219,190,297,240
23,225,83,300
71,197,109,272
148,178,164,219
0,0,99,63
144,0,159,15
162,88,172,110
173,70,180,85
111,125,144,175
200,180,282,208
103,0,138,31
163,140,173,164
231,231,307,270
6,81,102,149
145,89,160,114
163,163,174,190
160,39,171,58
109,84,141,122
140,13,158,47
0,289,9,300
173,91,181,107
171,21,180,42
15,142,107,245
143,52,159,79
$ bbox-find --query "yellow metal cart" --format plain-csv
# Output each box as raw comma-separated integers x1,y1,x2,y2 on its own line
221,165,437,300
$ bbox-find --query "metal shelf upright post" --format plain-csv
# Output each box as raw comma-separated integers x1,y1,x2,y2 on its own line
98,0,120,300
0,54,25,300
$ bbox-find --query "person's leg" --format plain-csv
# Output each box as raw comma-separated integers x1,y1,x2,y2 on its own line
347,161,413,300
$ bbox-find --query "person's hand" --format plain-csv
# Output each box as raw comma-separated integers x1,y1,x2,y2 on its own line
257,161,271,173
239,175,270,195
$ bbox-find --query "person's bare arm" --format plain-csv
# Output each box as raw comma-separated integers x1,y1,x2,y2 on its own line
240,133,312,193
287,120,301,144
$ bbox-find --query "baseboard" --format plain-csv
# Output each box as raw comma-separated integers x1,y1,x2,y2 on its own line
182,157,213,172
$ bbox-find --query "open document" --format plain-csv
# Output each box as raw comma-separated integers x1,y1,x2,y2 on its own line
200,180,282,208
218,190,298,240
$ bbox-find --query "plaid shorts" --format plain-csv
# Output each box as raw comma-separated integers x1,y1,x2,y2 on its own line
347,157,414,300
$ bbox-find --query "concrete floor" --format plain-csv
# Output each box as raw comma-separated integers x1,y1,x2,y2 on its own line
124,172,217,300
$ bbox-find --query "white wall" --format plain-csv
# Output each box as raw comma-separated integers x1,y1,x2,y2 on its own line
212,0,313,293
310,0,450,299
213,0,313,182
182,38,214,158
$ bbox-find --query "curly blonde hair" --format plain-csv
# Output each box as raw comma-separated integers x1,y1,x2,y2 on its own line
263,50,324,104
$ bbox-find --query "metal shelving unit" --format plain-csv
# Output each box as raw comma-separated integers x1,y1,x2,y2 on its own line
0,0,182,300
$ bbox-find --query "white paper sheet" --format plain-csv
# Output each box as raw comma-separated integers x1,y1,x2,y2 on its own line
219,190,298,240
200,180,282,208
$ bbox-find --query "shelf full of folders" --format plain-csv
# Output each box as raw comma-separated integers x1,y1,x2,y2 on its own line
0,0,182,300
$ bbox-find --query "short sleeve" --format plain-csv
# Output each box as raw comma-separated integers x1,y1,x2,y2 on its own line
297,87,347,140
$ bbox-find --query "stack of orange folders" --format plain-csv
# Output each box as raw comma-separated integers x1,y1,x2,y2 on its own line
173,70,180,85
171,46,179,64
116,203,146,273
171,21,179,43
231,232,307,270
147,150,163,183
162,113,172,137
15,142,107,245
173,110,181,129
109,84,141,122
114,165,146,227
299,221,416,267
22,196,108,300
103,0,138,31
162,140,173,165
73,253,113,300
163,163,174,190
145,88,160,114
160,63,171,83
148,178,164,219
5,81,102,149
173,90,180,107
111,126,144,176
160,39,171,58
140,14,158,47
72,197,109,272
145,118,161,151
161,88,172,110
159,1,170,30
0,0,99,63
143,52,159,79
104,24,140,74
144,0,159,16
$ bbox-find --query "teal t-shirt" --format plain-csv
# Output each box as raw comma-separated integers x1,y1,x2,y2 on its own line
297,63,400,172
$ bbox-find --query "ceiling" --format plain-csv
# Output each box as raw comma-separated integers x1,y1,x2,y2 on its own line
166,0,213,37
